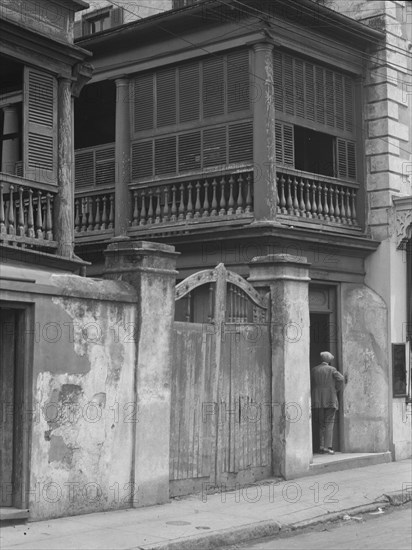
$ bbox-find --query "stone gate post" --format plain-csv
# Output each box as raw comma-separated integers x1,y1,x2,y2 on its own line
104,240,179,505
249,254,311,479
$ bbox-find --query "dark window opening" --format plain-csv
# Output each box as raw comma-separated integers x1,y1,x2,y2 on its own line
74,81,116,149
294,126,335,177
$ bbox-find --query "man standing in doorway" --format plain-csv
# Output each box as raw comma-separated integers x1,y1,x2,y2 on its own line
311,351,345,454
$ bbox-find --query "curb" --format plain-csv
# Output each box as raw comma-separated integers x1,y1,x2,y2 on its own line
137,491,411,550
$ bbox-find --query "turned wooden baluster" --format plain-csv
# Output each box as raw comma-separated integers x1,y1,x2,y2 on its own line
87,196,94,231
17,186,25,236
203,180,210,217
0,183,5,234
132,191,139,226
276,175,281,213
292,178,299,216
334,185,341,222
345,189,352,225
27,189,34,237
286,177,293,215
147,189,154,224
339,188,346,224
8,185,15,235
45,193,53,240
299,179,305,217
329,186,335,222
41,201,46,235
317,183,324,220
170,186,177,221
305,180,312,218
311,182,318,219
227,176,235,215
155,187,161,223
81,197,88,232
108,194,114,229
138,190,146,225
74,198,80,232
94,197,101,230
101,196,108,229
279,175,286,214
178,183,185,220
351,189,357,225
211,179,218,216
323,184,329,221
219,177,226,216
186,183,193,220
194,182,201,218
36,191,43,238
163,187,170,222
236,174,244,214
245,174,252,213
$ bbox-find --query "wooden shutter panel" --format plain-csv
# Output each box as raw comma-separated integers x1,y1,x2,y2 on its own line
178,131,201,172
133,74,154,133
273,50,284,112
131,141,153,179
275,122,294,167
304,63,315,121
336,138,356,180
203,126,226,167
228,121,253,163
227,50,250,113
157,68,177,128
23,67,57,183
334,73,344,130
315,66,325,125
284,55,294,116
155,136,176,175
95,146,115,186
179,63,200,123
110,7,124,26
75,150,94,188
344,77,354,133
294,58,304,118
325,70,335,127
202,57,225,118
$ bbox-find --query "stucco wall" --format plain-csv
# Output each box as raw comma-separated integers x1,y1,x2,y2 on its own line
340,283,389,452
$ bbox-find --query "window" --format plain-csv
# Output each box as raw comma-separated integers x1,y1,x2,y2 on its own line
131,50,253,180
274,50,357,181
0,103,22,176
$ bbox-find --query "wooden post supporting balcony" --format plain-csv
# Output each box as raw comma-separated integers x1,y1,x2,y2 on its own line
114,78,131,236
54,77,74,257
253,42,277,221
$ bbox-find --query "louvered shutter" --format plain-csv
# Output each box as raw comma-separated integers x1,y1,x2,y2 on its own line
23,67,57,183
325,70,335,127
134,74,154,133
155,136,176,175
131,141,153,179
336,138,356,180
315,66,325,125
95,146,115,186
284,55,294,116
304,63,315,121
75,150,94,188
110,7,124,26
178,132,201,172
203,126,226,167
227,50,250,113
179,63,200,123
344,77,354,132
157,69,177,128
228,121,253,163
275,122,294,167
294,58,304,118
202,57,225,118
334,73,344,130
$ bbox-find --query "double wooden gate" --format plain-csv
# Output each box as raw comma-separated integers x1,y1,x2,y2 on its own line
170,264,272,496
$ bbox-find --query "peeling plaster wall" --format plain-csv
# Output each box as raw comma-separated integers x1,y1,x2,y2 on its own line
341,283,389,452
0,270,138,521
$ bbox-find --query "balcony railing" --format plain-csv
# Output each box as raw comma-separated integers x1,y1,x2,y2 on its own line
275,169,359,227
74,190,115,234
129,172,253,228
0,178,57,250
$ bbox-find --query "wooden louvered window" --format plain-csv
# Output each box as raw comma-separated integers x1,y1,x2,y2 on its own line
273,50,358,182
23,67,57,184
131,49,252,180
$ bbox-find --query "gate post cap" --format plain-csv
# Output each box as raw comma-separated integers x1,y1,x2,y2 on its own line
250,254,311,266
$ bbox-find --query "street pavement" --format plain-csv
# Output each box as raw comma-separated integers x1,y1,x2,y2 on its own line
0,458,411,550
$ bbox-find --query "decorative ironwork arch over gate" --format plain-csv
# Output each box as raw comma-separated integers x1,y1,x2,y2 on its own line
170,264,272,497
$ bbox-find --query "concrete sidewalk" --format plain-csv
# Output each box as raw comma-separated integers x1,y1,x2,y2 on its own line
1,459,411,550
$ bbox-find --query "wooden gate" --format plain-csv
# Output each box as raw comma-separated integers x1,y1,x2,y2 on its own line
170,264,271,497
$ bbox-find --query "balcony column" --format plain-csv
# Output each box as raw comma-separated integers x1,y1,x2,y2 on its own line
1,105,20,175
114,77,131,236
252,42,277,221
55,77,74,257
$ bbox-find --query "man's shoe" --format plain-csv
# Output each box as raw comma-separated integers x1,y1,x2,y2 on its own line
326,448,335,454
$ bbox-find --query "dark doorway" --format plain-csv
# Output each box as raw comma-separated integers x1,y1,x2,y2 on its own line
310,312,340,453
